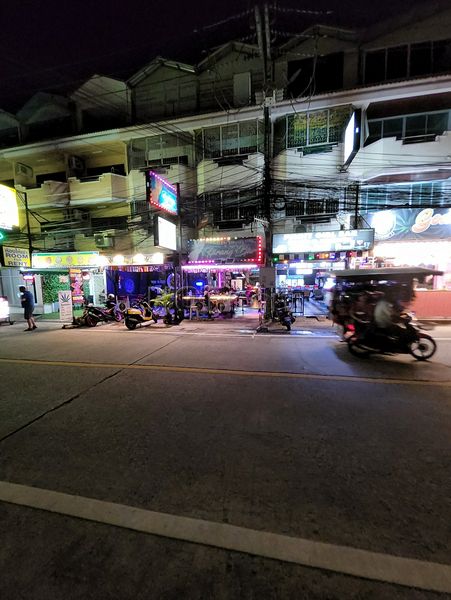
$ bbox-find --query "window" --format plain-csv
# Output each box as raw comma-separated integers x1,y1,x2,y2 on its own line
197,121,261,160
366,111,449,145
287,52,344,97
382,118,403,139
405,115,427,138
365,50,386,84
282,106,350,151
386,45,408,80
206,188,259,227
364,39,451,84
433,39,451,74
410,42,432,77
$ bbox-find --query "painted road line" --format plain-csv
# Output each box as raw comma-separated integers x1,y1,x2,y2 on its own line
0,357,450,387
0,481,450,594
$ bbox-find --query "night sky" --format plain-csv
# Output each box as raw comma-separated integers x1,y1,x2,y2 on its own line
0,0,426,111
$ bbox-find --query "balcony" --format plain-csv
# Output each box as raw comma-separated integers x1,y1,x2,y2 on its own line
68,173,129,207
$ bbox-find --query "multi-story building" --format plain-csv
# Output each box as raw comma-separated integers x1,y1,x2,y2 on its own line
0,1,450,309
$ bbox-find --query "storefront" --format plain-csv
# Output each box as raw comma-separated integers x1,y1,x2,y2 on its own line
367,208,451,317
103,252,173,304
23,251,105,314
272,229,374,292
182,236,263,292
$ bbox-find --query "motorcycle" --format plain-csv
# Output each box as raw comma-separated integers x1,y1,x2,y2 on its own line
274,295,296,331
124,298,159,330
82,301,125,327
347,314,437,361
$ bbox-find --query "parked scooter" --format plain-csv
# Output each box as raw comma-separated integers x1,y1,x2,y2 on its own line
124,298,159,330
273,294,296,331
348,314,437,361
82,298,125,327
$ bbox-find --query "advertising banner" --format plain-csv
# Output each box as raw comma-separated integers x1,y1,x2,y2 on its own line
146,171,178,215
69,269,85,304
1,246,31,267
32,251,99,269
188,237,263,264
58,290,73,322
367,208,451,242
273,229,374,254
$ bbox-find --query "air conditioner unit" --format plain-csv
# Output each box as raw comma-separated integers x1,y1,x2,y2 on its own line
73,209,90,223
94,234,114,248
68,155,85,171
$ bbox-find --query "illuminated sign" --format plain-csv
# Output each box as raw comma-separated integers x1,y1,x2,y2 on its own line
32,251,100,269
343,110,361,166
2,246,31,267
146,171,178,215
154,216,177,251
273,229,374,254
0,184,19,230
367,208,451,241
188,236,263,264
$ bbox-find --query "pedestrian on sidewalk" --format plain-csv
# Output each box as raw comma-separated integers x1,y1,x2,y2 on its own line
19,285,37,331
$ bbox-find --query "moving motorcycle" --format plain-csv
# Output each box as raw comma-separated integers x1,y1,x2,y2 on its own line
347,314,437,361
274,294,296,331
124,298,159,330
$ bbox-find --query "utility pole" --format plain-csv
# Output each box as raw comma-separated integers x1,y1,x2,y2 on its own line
19,190,37,301
255,3,274,318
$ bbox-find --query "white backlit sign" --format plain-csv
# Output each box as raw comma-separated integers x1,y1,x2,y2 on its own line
155,216,177,251
273,229,374,253
0,184,19,230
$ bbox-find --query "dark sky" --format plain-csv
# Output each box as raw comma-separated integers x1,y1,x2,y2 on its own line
0,0,420,111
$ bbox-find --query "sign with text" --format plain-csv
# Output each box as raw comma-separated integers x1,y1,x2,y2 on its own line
0,184,19,230
273,229,374,254
146,171,178,215
2,246,31,267
188,237,263,264
367,208,451,241
58,290,73,322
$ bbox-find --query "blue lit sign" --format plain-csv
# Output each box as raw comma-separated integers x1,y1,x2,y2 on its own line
147,171,178,215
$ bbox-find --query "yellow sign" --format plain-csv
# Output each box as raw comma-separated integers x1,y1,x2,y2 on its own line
2,246,31,267
32,251,100,269
0,184,19,230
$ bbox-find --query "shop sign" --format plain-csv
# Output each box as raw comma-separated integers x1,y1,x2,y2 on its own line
0,184,19,230
146,171,178,215
58,290,73,321
367,208,451,241
188,237,263,264
2,246,31,267
273,229,374,254
32,251,100,269
154,215,177,251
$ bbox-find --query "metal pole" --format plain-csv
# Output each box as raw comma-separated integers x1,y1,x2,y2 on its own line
21,191,37,302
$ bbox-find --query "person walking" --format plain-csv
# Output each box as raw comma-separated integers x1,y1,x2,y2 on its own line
19,285,37,331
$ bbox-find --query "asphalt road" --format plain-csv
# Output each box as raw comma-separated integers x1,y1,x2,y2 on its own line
0,319,450,599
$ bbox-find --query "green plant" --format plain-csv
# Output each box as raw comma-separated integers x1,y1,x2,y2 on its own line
42,274,69,304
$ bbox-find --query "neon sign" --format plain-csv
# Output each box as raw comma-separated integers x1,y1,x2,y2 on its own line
146,171,178,215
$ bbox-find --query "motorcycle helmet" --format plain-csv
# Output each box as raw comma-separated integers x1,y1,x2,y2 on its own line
107,294,115,301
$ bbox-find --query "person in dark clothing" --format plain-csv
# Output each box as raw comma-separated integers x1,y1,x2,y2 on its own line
19,285,37,331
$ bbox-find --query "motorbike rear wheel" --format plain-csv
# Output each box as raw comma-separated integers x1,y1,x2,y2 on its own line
347,340,371,358
85,314,97,327
408,333,437,361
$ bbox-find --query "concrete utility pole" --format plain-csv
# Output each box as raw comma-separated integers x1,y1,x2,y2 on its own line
255,3,274,318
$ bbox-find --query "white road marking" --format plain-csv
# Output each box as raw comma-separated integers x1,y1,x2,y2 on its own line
0,481,450,594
